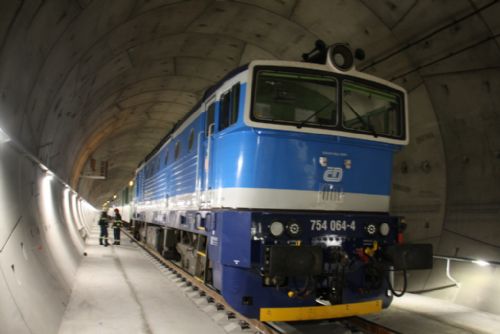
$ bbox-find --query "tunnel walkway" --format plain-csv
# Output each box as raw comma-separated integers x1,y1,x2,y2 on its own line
57,227,227,334
363,291,500,333
56,226,500,334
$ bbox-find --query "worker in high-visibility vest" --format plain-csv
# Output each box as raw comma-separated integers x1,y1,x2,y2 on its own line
112,208,122,245
98,212,110,247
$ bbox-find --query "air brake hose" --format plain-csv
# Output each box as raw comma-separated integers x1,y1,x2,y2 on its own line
386,269,407,297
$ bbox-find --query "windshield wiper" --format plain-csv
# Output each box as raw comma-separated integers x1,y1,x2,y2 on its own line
297,101,335,129
344,100,378,138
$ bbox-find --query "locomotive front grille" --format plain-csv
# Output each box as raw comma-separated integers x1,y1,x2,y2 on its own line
265,245,323,277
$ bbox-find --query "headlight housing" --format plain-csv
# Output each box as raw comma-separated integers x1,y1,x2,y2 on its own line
269,221,285,237
380,222,390,236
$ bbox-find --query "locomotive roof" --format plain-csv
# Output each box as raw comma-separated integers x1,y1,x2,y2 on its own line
140,64,249,166
138,58,408,168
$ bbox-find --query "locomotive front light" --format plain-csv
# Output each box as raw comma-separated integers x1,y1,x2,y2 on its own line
286,221,302,237
269,221,285,237
380,223,390,236
0,127,10,143
472,259,490,267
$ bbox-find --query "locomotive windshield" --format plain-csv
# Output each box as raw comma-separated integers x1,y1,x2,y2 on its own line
342,81,403,138
253,70,338,128
252,67,405,140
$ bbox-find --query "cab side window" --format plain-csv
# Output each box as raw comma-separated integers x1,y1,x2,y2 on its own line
205,103,215,137
231,83,240,125
219,83,240,131
219,92,231,131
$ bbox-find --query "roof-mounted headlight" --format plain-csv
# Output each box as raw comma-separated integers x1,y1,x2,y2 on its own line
303,40,366,69
327,44,354,71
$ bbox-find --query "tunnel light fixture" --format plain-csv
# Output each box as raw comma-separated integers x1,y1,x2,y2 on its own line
434,255,496,266
433,255,496,288
129,180,134,187
0,127,10,143
472,259,490,267
113,194,117,199
45,170,54,180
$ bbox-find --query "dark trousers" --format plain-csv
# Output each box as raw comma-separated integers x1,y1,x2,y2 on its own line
99,226,108,245
113,228,121,244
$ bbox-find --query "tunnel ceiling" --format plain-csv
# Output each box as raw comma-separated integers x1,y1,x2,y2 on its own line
1,1,500,258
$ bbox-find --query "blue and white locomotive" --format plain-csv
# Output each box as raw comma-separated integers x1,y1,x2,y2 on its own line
130,42,432,321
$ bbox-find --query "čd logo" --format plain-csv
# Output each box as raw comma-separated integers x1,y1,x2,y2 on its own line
323,167,343,182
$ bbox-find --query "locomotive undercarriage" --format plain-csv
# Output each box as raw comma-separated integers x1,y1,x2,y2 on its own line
131,220,213,285
130,209,432,320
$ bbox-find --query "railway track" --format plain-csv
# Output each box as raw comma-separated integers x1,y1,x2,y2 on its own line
122,228,401,334
266,317,401,334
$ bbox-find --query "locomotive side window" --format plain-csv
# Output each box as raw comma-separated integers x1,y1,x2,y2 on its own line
219,92,231,131
188,128,195,151
342,81,403,138
253,70,337,128
145,156,160,179
164,150,169,166
230,83,240,125
174,141,181,160
205,103,215,137
219,83,241,132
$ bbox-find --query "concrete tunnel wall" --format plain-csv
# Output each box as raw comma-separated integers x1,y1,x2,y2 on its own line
0,138,98,334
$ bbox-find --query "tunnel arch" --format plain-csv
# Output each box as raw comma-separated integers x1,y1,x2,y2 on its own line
1,1,500,331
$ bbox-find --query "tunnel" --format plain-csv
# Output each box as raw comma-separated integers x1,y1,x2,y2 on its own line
0,1,499,333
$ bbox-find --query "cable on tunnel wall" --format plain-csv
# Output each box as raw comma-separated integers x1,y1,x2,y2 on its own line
1,128,89,204
0,0,24,54
390,32,500,81
360,0,500,72
443,227,500,249
0,216,22,253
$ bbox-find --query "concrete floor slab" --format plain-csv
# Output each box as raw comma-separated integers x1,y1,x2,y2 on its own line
364,293,500,334
58,228,227,334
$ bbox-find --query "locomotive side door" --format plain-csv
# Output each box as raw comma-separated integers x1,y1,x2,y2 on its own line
198,97,217,208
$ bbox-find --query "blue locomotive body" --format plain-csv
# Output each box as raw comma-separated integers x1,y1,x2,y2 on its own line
130,54,430,321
